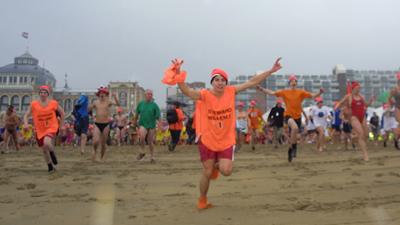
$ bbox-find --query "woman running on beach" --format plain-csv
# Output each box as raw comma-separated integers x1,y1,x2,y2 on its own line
335,81,374,161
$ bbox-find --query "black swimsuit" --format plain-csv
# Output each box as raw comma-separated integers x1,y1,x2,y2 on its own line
95,122,109,133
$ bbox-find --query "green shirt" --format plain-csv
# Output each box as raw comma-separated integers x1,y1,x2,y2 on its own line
136,100,160,129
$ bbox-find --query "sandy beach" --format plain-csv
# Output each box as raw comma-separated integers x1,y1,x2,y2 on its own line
1,144,400,225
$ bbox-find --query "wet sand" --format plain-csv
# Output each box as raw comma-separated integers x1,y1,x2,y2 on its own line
1,143,400,225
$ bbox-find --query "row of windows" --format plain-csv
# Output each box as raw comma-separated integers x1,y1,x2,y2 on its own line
16,59,37,65
0,95,31,111
0,75,33,84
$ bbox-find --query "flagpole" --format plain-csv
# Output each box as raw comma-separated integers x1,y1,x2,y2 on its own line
26,36,30,52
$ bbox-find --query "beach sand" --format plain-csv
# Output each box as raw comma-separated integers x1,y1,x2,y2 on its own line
1,144,400,225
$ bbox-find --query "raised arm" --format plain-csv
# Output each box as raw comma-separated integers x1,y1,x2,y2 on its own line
310,88,324,98
234,58,282,93
256,85,277,96
88,102,95,118
177,82,201,101
334,95,349,111
366,95,376,107
171,59,201,100
111,93,120,106
23,106,32,128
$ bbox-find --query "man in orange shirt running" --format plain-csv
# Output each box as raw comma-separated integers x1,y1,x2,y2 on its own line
167,102,185,152
247,100,263,150
23,86,65,173
257,75,323,162
164,57,282,209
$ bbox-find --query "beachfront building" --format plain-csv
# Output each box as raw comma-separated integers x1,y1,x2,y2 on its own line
0,51,56,113
0,51,146,116
334,65,398,106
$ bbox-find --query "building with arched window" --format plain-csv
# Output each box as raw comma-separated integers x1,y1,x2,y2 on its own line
0,51,57,115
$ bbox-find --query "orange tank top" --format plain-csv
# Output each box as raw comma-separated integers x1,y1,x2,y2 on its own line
197,86,236,152
31,100,59,139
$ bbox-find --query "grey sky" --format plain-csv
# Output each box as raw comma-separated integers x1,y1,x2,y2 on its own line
1,0,399,107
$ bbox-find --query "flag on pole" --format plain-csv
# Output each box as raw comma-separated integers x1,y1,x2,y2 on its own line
22,32,29,39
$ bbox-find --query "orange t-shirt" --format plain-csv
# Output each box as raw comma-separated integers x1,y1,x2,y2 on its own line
169,108,185,130
31,100,59,139
275,89,312,119
196,86,236,152
247,107,263,129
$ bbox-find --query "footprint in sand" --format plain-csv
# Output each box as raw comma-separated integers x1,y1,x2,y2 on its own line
72,176,90,182
351,172,361,176
163,192,188,197
114,182,124,188
0,178,10,185
373,180,385,184
48,172,63,180
182,182,196,188
375,173,384,178
128,215,137,219
16,183,36,191
30,190,47,198
388,172,400,178
117,171,130,178
0,199,13,204
286,197,298,201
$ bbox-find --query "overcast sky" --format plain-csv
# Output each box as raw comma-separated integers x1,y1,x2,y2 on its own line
1,0,399,107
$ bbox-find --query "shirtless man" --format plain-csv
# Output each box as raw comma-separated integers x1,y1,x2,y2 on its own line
0,110,5,147
235,101,249,151
115,107,128,146
89,86,119,162
3,105,21,152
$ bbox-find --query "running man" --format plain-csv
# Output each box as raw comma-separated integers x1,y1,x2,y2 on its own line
134,89,160,163
89,86,119,162
72,94,90,154
0,110,5,149
388,72,400,149
335,81,374,161
247,100,263,150
267,99,285,148
164,57,282,209
309,97,332,152
331,102,343,148
168,102,185,152
257,74,323,162
2,105,21,152
235,101,249,151
115,107,128,147
23,85,65,172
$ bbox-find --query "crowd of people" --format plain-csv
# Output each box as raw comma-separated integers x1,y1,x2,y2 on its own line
1,58,399,210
